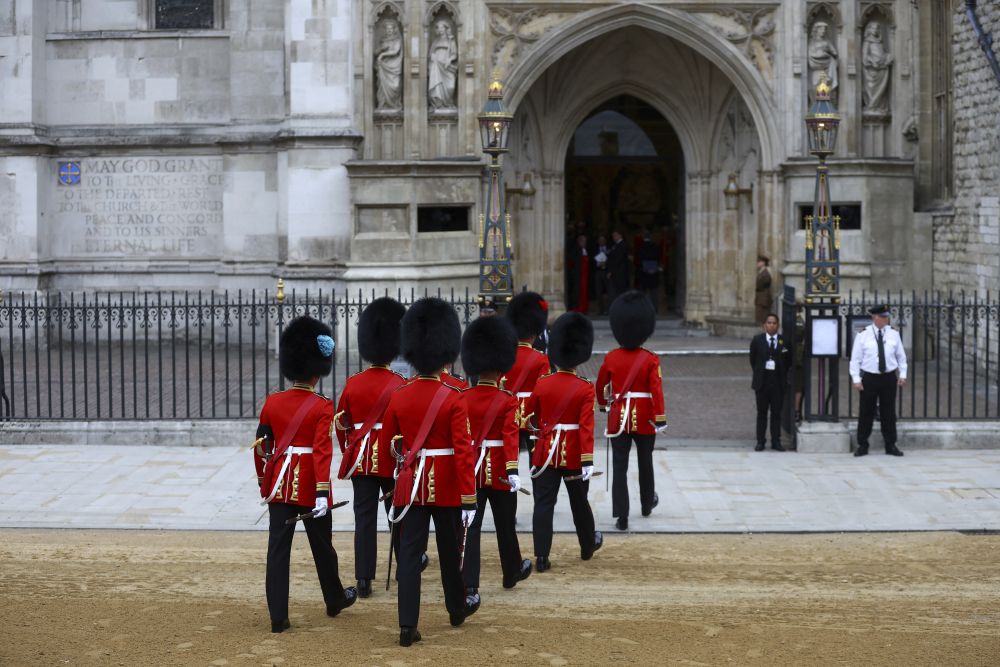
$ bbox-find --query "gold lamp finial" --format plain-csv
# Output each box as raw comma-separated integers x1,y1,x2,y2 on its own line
276,277,285,304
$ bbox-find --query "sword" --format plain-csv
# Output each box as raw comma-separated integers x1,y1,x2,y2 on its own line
458,513,471,572
499,477,531,496
563,470,604,482
284,500,349,525
386,435,405,591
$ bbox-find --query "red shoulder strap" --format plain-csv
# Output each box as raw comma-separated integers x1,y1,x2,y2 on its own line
609,352,649,404
271,392,323,460
400,384,453,469
474,390,509,446
348,379,397,447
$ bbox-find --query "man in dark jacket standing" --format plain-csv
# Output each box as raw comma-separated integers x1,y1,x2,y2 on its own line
606,230,630,302
749,313,791,451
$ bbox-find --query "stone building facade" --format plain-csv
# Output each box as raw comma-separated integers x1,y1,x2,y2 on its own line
0,1,993,325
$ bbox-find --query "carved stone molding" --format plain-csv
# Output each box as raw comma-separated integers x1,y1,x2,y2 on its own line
699,7,777,79
489,7,572,70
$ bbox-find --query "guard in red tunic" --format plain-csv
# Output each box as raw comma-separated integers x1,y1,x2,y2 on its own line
504,292,551,452
382,297,480,647
460,315,533,596
334,297,407,599
596,291,666,531
526,312,602,572
253,316,356,633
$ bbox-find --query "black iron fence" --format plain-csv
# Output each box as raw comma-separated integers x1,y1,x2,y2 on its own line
799,291,1000,421
0,289,480,421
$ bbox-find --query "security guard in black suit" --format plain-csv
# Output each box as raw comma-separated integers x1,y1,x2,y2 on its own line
749,312,792,451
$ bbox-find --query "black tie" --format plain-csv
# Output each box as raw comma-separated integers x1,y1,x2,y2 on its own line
876,329,887,373
770,337,776,354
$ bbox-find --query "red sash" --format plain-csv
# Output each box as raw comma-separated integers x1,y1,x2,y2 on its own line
608,352,648,408
391,384,452,507
337,380,397,479
259,393,322,499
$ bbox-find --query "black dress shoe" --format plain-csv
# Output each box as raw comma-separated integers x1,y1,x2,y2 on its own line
771,443,786,452
885,446,904,457
420,552,430,572
615,516,628,531
641,493,659,517
854,446,869,457
271,618,290,633
582,531,604,561
399,626,422,647
535,556,551,572
326,587,357,617
357,578,372,599
755,443,765,452
504,559,532,588
450,592,481,627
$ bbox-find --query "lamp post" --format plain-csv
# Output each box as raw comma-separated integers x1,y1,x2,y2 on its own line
476,76,515,311
802,72,842,423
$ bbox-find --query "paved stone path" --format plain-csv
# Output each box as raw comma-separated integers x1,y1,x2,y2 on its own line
2,445,997,533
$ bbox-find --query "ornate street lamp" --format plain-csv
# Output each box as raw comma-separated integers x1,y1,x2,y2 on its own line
803,72,841,303
476,76,515,310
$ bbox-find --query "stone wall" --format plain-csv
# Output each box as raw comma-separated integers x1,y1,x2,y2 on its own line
946,3,1000,296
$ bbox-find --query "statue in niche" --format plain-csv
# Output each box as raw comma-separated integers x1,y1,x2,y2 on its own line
862,21,894,116
808,21,839,101
427,18,458,111
374,17,403,111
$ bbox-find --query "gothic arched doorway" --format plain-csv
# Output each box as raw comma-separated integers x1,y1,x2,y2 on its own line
563,95,684,316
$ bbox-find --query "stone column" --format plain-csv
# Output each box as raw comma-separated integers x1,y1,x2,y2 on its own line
684,172,712,321
280,0,360,287
0,0,47,289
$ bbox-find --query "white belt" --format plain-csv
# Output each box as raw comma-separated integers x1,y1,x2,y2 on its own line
604,392,652,438
261,446,314,504
531,424,579,478
516,392,531,398
474,439,505,475
389,448,455,524
622,392,652,399
343,424,383,480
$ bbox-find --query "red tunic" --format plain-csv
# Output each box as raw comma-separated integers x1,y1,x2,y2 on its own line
381,376,477,509
463,381,520,490
503,343,550,429
441,370,469,390
596,348,666,436
253,384,334,507
526,371,595,471
334,365,406,479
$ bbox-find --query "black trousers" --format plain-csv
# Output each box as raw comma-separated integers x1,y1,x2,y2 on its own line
463,487,523,590
266,502,346,623
755,379,785,446
857,371,898,448
532,467,595,558
611,433,656,519
396,505,466,629
351,475,395,581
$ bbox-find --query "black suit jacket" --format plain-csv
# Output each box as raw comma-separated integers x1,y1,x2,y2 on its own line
749,332,791,391
606,240,629,290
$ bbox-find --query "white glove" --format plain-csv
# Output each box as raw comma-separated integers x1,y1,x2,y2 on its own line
506,474,521,493
312,495,329,518
581,465,594,482
461,509,476,527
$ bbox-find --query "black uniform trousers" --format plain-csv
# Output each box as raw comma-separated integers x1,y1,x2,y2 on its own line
396,505,466,629
611,433,656,519
350,475,395,581
857,371,898,449
266,502,346,623
532,467,595,558
755,373,785,446
463,487,522,590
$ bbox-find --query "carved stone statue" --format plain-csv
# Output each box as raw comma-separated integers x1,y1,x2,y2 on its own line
427,19,458,111
862,21,894,116
374,18,403,111
808,21,839,101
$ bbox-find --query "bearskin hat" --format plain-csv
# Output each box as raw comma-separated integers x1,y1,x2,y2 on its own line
401,297,462,375
358,297,405,365
461,315,518,377
506,291,548,339
609,290,656,349
548,312,593,370
279,316,334,382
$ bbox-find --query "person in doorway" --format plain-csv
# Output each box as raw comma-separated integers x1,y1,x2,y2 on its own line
849,304,907,457
637,229,662,313
749,313,791,452
755,255,773,325
597,291,666,531
606,230,630,302
593,235,610,315
572,234,590,313
253,316,357,633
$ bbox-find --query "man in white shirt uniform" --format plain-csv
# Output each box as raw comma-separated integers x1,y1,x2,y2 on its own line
849,304,907,457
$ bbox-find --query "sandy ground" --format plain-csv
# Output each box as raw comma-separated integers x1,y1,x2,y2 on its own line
2,530,998,666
